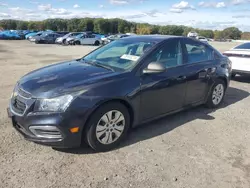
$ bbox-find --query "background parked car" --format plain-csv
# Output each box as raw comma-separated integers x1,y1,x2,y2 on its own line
35,33,63,44
223,42,250,77
196,36,208,44
28,31,52,42
101,34,129,45
74,34,102,45
65,33,84,45
55,32,82,45
0,30,21,40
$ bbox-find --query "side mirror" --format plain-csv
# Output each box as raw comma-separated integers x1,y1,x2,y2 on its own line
143,62,166,74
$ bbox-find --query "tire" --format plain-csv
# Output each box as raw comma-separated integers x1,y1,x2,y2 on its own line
62,39,66,45
205,79,226,108
94,41,100,46
85,102,130,152
75,41,80,45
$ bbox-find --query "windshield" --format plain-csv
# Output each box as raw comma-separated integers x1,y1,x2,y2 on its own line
83,40,155,71
76,34,84,38
234,43,250,50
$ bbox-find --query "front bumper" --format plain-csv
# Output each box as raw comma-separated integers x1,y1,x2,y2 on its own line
7,107,84,148
55,40,63,44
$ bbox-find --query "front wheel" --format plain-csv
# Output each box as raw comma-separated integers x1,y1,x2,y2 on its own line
75,41,80,45
85,102,130,152
231,73,236,78
205,79,226,108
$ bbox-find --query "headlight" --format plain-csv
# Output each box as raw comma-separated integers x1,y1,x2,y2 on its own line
34,95,74,112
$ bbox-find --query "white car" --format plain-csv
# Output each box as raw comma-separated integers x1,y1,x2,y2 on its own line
78,34,101,45
187,31,198,38
196,36,208,44
223,42,250,77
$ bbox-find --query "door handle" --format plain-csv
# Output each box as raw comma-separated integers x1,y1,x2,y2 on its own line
176,76,186,81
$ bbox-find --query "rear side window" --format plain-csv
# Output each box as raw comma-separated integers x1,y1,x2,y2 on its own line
183,39,213,64
234,43,250,49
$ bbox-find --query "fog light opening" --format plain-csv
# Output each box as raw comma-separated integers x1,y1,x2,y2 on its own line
29,126,62,139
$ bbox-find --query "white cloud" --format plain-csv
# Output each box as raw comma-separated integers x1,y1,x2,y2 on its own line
38,4,52,11
170,1,195,13
170,8,183,13
37,4,71,15
199,1,226,8
216,2,226,8
0,2,7,6
99,4,104,8
231,0,250,5
9,7,21,11
73,4,80,8
172,1,195,9
0,12,10,17
109,0,129,5
29,1,39,4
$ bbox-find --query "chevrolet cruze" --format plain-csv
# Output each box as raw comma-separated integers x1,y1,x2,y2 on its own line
7,35,232,152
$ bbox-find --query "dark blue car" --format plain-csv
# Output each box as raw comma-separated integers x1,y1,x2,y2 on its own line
35,33,63,44
7,35,232,152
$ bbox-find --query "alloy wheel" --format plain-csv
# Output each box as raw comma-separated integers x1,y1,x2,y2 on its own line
212,84,224,105
96,110,125,145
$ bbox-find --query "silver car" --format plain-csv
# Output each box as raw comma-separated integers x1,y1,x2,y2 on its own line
55,32,82,44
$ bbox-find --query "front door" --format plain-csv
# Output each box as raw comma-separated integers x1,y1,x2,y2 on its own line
80,35,89,45
181,38,216,105
140,39,187,121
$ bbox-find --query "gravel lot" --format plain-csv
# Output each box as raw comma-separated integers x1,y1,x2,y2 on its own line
1,40,250,188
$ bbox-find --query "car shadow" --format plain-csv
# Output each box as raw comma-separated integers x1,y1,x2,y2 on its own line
232,75,250,83
55,87,249,154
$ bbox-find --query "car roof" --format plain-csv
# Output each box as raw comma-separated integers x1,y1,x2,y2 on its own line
120,35,181,42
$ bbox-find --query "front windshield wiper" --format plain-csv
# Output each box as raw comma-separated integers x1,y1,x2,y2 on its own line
82,59,115,72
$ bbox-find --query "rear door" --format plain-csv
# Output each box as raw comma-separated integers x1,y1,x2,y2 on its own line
181,38,216,105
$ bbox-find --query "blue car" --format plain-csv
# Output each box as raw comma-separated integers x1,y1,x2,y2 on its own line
0,30,21,40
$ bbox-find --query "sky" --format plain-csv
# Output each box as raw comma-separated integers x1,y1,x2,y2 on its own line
1,0,250,31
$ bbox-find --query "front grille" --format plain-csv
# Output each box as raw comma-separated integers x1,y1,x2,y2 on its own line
12,97,26,114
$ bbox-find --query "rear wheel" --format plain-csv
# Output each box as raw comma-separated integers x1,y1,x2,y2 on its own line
94,41,100,46
85,102,130,152
205,79,226,108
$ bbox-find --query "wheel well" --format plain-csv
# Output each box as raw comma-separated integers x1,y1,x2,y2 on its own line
83,99,134,131
218,76,227,88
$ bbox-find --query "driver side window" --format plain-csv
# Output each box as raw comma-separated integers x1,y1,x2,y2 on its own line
148,39,183,68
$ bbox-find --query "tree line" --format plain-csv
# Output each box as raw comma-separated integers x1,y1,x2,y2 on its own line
0,18,249,40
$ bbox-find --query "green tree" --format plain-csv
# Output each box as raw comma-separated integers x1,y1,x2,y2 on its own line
84,18,94,31
241,32,250,40
16,21,28,30
222,27,242,39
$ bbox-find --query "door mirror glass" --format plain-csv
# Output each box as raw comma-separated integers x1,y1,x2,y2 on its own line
143,62,166,74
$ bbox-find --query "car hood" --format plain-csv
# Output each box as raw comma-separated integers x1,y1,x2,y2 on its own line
18,60,118,98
